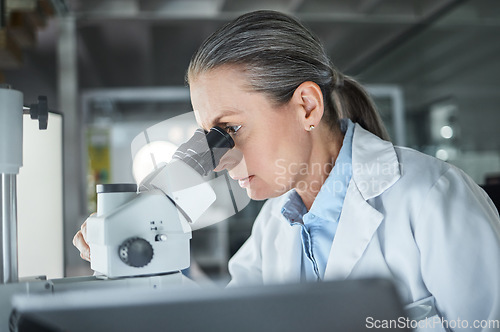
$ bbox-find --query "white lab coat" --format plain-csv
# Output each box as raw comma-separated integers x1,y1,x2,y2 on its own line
228,124,500,330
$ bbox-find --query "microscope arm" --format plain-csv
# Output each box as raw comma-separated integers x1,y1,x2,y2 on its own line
138,160,216,225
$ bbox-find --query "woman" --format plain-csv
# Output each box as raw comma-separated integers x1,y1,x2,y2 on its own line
75,10,500,329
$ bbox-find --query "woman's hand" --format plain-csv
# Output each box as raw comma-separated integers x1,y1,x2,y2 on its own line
72,214,93,262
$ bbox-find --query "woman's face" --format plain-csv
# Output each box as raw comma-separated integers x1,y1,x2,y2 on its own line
190,66,314,200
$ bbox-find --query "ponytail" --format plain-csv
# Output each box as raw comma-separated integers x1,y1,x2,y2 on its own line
330,74,390,141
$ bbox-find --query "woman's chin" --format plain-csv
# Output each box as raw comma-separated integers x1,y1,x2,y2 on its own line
245,185,269,201
246,188,265,201
245,185,284,201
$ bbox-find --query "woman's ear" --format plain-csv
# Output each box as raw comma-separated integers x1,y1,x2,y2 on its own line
291,81,324,131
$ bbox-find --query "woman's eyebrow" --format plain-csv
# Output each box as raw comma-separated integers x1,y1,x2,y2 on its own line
208,110,238,129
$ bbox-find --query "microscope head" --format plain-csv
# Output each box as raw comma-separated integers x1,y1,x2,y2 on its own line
171,126,235,176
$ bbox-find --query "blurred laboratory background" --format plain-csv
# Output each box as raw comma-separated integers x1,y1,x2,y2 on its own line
2,0,500,283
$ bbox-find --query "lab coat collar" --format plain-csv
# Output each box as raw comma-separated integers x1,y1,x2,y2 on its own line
324,124,401,280
351,124,401,200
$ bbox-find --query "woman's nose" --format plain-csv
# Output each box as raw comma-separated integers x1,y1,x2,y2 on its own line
214,148,243,172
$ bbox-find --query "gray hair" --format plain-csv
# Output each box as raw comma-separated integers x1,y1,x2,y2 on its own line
187,10,390,141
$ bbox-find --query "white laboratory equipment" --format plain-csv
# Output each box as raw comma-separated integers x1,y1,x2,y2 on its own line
0,86,49,285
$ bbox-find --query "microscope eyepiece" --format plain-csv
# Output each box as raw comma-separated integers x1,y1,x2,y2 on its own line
172,126,234,176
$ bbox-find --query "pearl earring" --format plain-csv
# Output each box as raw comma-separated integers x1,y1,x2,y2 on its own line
307,125,315,131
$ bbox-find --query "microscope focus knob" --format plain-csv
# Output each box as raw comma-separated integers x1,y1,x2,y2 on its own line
118,237,154,268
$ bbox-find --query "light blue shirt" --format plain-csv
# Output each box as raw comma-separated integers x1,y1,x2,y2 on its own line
281,119,354,281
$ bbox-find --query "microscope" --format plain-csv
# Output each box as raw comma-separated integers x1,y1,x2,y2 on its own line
86,126,236,278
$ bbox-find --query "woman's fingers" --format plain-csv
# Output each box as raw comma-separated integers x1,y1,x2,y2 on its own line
73,230,90,262
81,219,88,242
73,213,95,262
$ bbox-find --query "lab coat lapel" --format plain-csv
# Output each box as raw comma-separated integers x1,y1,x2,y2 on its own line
273,218,302,284
324,182,384,280
324,124,401,280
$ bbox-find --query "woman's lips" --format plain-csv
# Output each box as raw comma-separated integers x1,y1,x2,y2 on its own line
237,175,254,188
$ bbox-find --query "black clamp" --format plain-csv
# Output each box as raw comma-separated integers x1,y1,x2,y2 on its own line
24,96,49,130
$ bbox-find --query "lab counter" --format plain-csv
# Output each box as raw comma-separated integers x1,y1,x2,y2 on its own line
2,277,409,331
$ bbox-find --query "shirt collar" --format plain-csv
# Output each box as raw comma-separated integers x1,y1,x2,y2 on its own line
281,190,308,224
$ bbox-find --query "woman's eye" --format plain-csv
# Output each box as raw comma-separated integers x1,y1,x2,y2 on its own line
225,125,241,135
